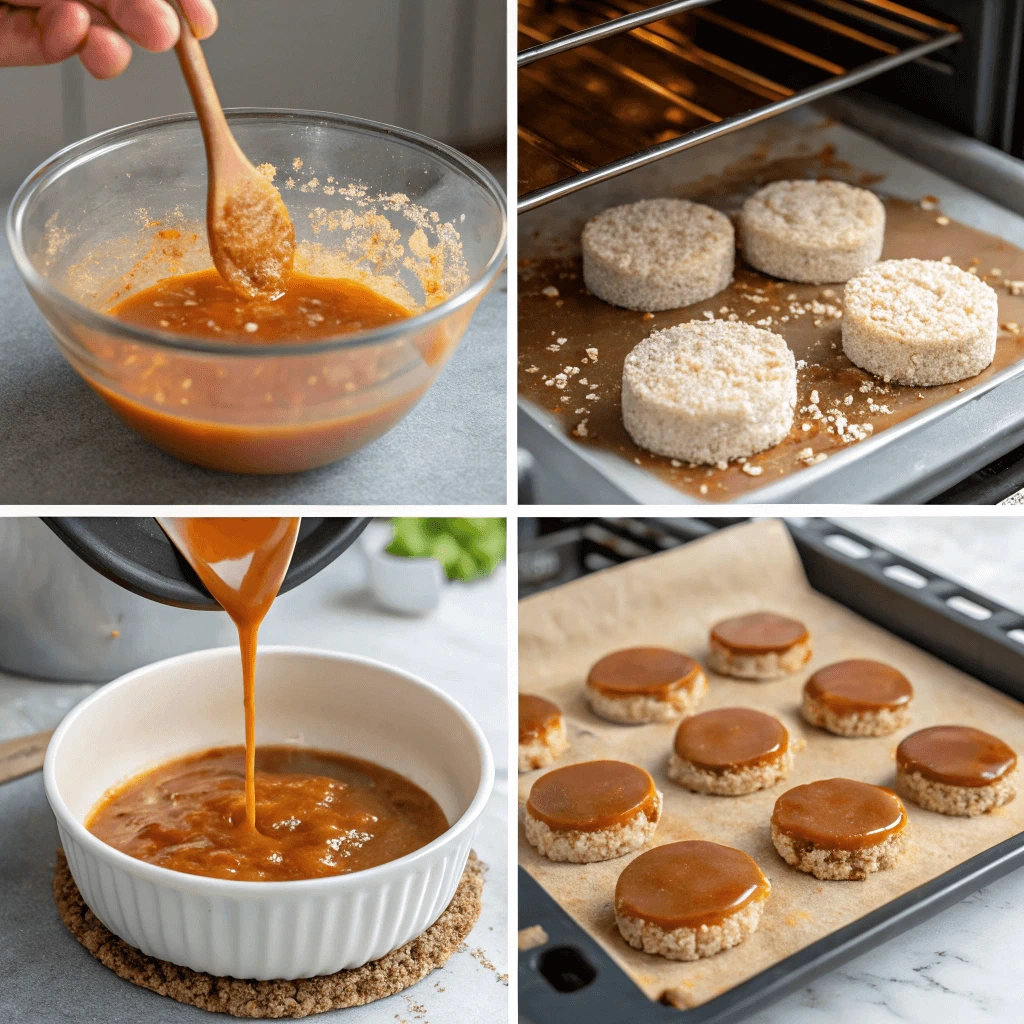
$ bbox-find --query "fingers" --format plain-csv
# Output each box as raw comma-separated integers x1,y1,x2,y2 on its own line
77,20,131,77
0,0,218,72
36,1,92,63
101,0,177,51
177,0,217,39
99,0,218,51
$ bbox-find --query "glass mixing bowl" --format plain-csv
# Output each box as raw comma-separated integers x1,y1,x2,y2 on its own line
7,109,506,474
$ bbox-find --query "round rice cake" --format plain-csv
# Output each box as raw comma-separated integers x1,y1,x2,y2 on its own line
582,198,734,311
519,693,569,772
524,760,662,863
896,725,1017,816
586,646,707,724
667,706,793,795
739,179,885,284
802,659,913,737
771,777,908,880
621,321,796,465
842,258,998,385
615,840,770,961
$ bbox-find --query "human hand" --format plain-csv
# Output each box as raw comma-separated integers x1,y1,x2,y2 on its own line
0,0,217,79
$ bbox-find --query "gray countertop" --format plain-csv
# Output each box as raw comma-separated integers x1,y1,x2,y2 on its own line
0,200,507,505
0,538,508,1023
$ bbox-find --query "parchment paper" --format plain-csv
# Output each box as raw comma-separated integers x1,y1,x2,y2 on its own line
517,520,1024,1010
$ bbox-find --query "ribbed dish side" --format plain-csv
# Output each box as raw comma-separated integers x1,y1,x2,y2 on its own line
54,792,482,978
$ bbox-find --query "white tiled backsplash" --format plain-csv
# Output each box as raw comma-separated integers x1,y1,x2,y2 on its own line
0,0,505,196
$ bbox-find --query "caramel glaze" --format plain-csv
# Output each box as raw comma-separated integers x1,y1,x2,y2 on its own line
772,778,907,851
587,647,702,697
527,760,658,832
674,707,788,772
110,268,410,343
897,726,1017,788
711,613,808,654
87,745,448,882
806,659,913,715
615,840,770,931
520,694,562,743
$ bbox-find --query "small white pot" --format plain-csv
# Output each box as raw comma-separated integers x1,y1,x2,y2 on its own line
44,646,493,980
363,531,446,615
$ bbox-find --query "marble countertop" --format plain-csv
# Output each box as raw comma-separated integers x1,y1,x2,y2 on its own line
0,196,507,504
0,528,508,1024
740,518,1024,1024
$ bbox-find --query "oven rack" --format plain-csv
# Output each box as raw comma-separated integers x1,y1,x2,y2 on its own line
517,0,962,211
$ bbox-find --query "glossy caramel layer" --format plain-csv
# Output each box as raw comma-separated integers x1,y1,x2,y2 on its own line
526,760,658,832
772,778,906,851
897,726,1017,787
87,745,448,881
710,612,808,654
520,694,562,743
805,659,912,715
615,840,769,930
587,647,702,697
674,707,788,772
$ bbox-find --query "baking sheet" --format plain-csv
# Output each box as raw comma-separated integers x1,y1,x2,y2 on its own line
517,109,1024,504
517,520,1024,1010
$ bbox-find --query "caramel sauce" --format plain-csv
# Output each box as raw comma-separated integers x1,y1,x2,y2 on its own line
587,647,702,696
674,707,788,772
163,517,299,829
526,760,658,832
86,745,447,882
110,268,410,343
806,659,912,715
897,726,1017,788
710,612,808,654
518,152,1024,501
772,778,907,851
520,694,562,743
615,840,770,931
94,266,427,475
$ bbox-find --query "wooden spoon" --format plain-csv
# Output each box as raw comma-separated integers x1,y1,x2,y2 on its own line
172,3,295,299
0,729,54,785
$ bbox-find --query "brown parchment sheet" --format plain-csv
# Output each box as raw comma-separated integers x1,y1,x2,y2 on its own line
518,149,1024,501
517,520,1024,1010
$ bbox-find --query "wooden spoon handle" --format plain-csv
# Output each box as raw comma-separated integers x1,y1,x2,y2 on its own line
0,729,54,785
170,1,241,172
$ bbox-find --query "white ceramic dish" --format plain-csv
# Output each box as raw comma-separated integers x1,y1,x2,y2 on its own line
44,646,493,980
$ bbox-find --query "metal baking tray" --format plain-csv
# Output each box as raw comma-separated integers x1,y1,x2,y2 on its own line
518,97,1024,504
518,517,1024,1022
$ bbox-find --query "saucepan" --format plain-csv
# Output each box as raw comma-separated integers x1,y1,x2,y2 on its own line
0,516,369,680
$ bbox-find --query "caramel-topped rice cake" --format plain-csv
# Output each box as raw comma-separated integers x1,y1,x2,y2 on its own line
897,725,1017,817
519,693,569,773
586,647,707,724
708,612,811,680
771,778,909,880
523,760,662,863
668,707,793,796
802,659,913,737
615,841,771,961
